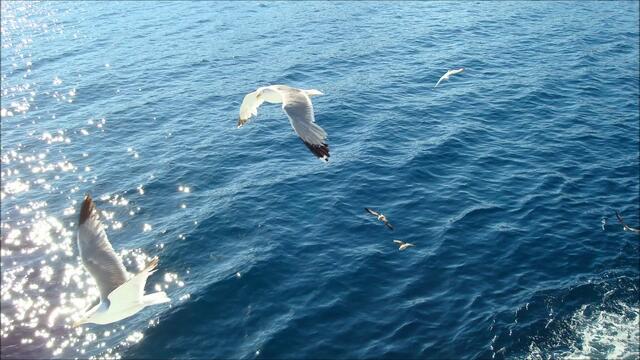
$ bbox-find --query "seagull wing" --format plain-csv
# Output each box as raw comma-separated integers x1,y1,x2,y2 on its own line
393,240,404,245
400,243,415,250
77,195,129,302
434,74,446,88
106,257,169,312
616,210,640,233
279,88,329,161
385,222,395,231
365,208,380,217
449,68,464,75
238,89,265,128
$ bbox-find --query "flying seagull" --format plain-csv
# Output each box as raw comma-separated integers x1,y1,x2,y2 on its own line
74,195,170,326
365,208,394,230
434,68,464,88
238,85,329,161
393,240,415,251
615,210,640,233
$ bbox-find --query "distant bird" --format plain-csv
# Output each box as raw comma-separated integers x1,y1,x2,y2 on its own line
393,240,415,251
601,217,608,231
434,68,464,88
74,195,170,326
615,210,640,233
238,85,329,161
365,208,394,230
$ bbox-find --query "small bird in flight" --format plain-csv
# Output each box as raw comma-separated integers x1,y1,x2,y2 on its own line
615,210,640,233
434,68,464,88
74,195,170,326
365,208,394,230
237,85,329,161
393,240,415,251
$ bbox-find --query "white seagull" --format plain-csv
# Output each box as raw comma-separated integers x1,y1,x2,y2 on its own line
434,68,464,88
365,208,394,230
74,195,170,326
238,85,329,161
393,240,415,251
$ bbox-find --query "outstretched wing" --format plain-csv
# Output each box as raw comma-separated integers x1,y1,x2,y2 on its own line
434,74,446,88
107,257,159,311
77,195,129,302
400,243,415,250
238,90,265,128
616,210,640,233
385,222,394,231
449,68,464,75
393,240,404,245
365,208,380,217
280,88,329,161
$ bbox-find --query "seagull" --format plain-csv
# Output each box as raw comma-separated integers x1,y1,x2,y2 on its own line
238,85,329,161
615,210,640,233
73,195,170,326
393,240,415,251
434,68,464,88
364,208,394,230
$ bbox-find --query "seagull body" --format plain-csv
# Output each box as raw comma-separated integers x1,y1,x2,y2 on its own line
365,208,394,230
434,68,464,88
393,240,415,251
74,195,170,326
238,85,329,161
615,210,640,233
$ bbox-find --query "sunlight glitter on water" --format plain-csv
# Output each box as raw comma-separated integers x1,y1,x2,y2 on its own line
1,3,183,357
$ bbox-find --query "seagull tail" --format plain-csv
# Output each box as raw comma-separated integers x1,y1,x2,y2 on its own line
143,291,170,306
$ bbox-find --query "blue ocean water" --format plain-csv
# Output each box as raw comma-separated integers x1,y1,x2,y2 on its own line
1,1,639,359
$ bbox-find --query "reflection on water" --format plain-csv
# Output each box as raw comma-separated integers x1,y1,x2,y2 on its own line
1,2,185,358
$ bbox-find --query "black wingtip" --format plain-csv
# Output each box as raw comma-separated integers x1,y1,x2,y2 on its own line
302,141,329,161
79,194,95,225
386,223,395,231
615,210,624,224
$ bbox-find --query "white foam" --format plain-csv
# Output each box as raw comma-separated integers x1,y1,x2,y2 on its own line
561,303,639,359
